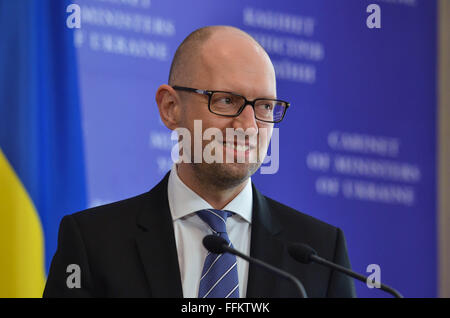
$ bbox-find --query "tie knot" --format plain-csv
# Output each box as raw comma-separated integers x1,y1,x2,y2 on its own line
196,209,232,234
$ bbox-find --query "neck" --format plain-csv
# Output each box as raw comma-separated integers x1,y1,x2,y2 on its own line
176,163,248,210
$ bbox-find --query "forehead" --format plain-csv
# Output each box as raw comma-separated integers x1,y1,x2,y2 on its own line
195,30,276,98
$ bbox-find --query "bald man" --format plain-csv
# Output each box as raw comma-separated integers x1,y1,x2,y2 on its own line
43,26,356,298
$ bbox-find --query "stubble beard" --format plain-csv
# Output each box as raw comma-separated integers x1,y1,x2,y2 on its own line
178,122,271,191
190,161,261,191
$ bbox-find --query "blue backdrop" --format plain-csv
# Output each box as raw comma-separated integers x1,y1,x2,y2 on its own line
72,0,437,297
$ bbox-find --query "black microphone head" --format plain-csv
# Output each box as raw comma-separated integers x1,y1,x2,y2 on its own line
203,235,228,254
287,242,317,264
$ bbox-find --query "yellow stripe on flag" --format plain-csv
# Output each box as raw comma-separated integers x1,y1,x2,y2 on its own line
0,149,45,297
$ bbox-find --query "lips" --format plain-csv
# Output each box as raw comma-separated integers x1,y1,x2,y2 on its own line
223,141,250,152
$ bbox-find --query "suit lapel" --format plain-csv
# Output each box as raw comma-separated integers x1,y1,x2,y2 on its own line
246,184,285,297
133,174,286,298
135,173,183,298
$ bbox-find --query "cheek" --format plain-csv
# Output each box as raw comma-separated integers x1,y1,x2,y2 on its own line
257,124,273,146
179,107,205,131
201,115,234,135
182,114,232,144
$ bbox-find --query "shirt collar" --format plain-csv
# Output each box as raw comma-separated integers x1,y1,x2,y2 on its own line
168,164,252,223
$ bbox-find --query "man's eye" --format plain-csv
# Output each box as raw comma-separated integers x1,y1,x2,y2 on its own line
216,97,235,105
263,104,274,111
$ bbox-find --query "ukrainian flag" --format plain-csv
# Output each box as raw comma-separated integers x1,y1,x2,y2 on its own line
0,1,86,297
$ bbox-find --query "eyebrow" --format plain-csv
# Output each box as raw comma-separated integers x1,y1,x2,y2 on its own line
213,88,277,100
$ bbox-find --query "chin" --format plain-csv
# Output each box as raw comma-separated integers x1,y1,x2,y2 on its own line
193,162,260,189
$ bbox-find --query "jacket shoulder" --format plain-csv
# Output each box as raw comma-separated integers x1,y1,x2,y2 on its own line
70,192,150,223
264,195,338,233
69,172,170,227
262,195,346,262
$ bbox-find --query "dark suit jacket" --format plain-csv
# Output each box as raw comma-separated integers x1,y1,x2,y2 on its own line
43,173,356,298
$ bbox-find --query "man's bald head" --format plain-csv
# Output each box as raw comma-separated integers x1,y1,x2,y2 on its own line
168,25,270,86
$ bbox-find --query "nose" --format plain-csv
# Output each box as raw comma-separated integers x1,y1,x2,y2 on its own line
232,103,258,132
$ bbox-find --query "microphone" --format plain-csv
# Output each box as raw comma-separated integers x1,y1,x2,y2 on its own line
202,235,308,298
287,242,403,298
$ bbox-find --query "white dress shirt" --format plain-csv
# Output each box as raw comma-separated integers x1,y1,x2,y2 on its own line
167,164,252,298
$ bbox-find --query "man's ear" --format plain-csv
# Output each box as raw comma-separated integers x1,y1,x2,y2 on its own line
155,84,181,130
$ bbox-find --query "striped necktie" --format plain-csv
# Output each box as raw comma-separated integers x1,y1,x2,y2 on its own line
196,209,239,298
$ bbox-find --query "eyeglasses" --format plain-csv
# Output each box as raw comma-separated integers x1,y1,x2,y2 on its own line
172,86,290,123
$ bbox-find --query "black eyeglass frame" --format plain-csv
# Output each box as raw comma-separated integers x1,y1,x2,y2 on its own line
172,85,290,123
